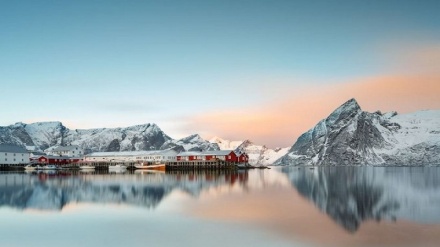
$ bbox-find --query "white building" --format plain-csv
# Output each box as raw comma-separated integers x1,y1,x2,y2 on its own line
0,144,30,165
48,145,83,158
84,150,178,163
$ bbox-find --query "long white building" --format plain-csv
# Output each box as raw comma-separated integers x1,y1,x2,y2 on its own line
84,150,178,163
0,144,30,165
47,145,83,158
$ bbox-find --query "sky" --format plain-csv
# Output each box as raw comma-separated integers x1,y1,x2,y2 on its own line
1,0,439,148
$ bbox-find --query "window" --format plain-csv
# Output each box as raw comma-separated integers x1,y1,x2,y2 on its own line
5,158,7,161
14,153,16,156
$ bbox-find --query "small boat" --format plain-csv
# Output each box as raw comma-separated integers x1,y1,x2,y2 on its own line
108,164,127,170
80,165,95,170
40,164,59,170
134,162,166,170
24,164,38,170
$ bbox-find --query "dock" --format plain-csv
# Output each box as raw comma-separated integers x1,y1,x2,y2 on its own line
166,160,240,170
0,160,250,171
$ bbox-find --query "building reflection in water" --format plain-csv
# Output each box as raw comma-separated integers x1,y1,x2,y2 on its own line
0,169,249,212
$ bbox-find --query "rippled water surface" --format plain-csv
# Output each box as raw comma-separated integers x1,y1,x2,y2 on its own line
1,167,440,247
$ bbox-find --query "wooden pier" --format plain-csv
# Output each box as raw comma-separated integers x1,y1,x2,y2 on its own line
0,164,26,171
75,162,137,170
166,160,242,170
0,160,250,171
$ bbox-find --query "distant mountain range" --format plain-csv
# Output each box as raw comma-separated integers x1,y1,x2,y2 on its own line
276,99,440,166
0,122,218,154
0,121,286,165
2,98,438,166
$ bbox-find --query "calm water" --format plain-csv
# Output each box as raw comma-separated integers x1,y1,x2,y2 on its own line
1,167,440,247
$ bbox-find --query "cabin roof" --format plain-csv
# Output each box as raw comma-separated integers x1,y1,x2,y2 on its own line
87,150,178,157
52,145,80,152
0,144,28,153
178,150,234,156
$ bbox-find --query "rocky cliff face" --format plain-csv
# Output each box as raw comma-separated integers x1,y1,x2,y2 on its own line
0,122,218,154
276,99,440,166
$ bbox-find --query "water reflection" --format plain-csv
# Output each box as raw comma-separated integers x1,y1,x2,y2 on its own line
2,167,440,247
0,170,248,211
282,166,440,232
3,166,440,229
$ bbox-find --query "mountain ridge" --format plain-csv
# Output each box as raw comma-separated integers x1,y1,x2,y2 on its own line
0,121,217,154
276,98,440,166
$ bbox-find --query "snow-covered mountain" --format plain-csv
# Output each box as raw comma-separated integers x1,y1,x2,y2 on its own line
209,136,243,150
0,122,218,154
276,98,440,166
161,134,220,152
210,137,289,166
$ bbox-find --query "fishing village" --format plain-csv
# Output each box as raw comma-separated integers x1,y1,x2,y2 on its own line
0,144,253,171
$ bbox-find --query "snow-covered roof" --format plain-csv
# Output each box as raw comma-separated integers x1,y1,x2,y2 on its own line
202,150,235,156
0,144,28,153
30,151,46,155
87,150,178,157
52,145,80,152
31,155,72,159
177,151,205,156
178,150,234,156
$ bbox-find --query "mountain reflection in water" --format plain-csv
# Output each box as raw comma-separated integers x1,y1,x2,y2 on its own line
0,170,248,211
282,166,440,232
2,167,440,247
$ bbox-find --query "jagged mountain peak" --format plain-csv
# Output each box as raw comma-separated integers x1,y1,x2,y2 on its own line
209,136,223,142
160,134,219,152
1,120,224,154
0,121,174,153
26,121,64,127
276,99,440,166
325,98,362,126
182,134,203,142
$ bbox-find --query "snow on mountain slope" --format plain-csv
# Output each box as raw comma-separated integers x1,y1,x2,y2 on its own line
161,134,220,152
209,136,243,150
64,123,171,153
276,98,440,166
210,137,289,166
0,122,217,154
24,122,66,150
